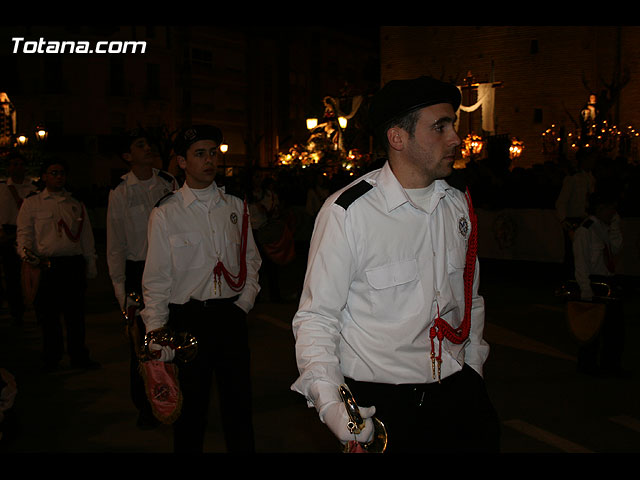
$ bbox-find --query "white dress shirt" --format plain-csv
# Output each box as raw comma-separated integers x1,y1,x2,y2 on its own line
106,169,177,306
573,214,623,300
16,188,97,275
555,170,595,222
291,161,489,411
141,182,262,332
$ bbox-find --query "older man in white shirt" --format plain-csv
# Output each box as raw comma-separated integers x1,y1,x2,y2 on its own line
291,76,499,453
16,158,99,372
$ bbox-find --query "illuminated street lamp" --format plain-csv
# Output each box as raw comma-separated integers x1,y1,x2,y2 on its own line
16,125,49,147
509,137,524,160
15,124,48,147
220,143,229,174
35,124,48,142
306,118,318,130
461,133,484,159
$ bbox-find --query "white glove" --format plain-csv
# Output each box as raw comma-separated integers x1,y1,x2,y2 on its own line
149,341,175,362
319,401,376,445
114,283,126,311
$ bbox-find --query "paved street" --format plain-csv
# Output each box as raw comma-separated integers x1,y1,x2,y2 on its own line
1,246,639,456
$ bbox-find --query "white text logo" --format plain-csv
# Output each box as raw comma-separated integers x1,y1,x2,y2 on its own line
12,37,147,54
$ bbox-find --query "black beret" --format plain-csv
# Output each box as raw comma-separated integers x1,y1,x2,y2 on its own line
369,76,461,131
117,127,148,155
174,125,223,156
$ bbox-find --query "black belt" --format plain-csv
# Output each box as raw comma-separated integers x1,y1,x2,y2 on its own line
174,296,239,309
48,255,83,264
346,365,473,407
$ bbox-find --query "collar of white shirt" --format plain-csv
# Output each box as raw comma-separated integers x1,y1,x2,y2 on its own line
124,168,160,186
376,161,449,214
41,188,71,202
179,181,222,208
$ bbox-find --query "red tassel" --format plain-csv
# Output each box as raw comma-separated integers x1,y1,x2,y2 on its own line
213,199,249,292
429,188,478,380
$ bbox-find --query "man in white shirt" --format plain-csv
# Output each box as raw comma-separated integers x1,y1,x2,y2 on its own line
291,76,499,453
555,150,596,275
572,190,626,376
0,152,37,324
106,128,177,429
16,158,99,372
141,125,261,452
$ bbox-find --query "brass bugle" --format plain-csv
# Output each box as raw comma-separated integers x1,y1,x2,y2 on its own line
142,327,198,363
555,280,618,302
23,247,50,269
122,292,142,329
339,384,387,453
122,292,143,356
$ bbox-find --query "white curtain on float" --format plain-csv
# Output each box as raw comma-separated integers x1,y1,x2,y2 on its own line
456,83,495,134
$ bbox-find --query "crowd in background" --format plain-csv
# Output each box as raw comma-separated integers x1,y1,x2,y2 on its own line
70,151,639,241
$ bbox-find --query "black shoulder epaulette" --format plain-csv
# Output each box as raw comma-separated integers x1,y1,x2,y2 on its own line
154,191,174,208
157,170,174,185
110,177,125,190
582,218,594,229
26,190,39,198
335,180,373,209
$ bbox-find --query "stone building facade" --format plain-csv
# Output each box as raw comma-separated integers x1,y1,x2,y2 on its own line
380,26,640,168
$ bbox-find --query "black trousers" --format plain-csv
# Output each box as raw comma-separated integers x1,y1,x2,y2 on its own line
124,260,155,418
577,275,625,372
346,364,500,453
34,255,91,367
167,297,255,453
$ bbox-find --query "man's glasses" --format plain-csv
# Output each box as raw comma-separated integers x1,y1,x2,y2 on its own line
46,170,66,176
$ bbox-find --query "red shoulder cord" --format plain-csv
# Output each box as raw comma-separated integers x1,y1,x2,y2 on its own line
213,198,249,293
57,204,85,243
429,188,478,382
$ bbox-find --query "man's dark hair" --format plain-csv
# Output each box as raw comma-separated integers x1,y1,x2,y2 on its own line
376,107,422,154
40,158,68,176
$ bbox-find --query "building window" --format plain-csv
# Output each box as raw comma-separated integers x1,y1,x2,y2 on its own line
147,63,160,98
533,108,543,124
530,39,539,54
109,58,125,96
44,57,65,94
192,48,213,69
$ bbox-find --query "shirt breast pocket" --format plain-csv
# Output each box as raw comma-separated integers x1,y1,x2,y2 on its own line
224,226,241,268
365,259,424,319
128,204,148,232
447,240,467,272
34,210,54,236
169,231,205,271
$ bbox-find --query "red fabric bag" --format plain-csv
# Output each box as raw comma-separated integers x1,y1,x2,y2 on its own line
139,360,182,424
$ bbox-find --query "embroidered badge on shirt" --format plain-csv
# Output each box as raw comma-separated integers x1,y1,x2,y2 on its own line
230,212,238,224
184,128,197,141
458,216,469,237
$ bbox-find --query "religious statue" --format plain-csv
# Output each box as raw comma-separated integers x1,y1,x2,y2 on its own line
580,93,599,141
